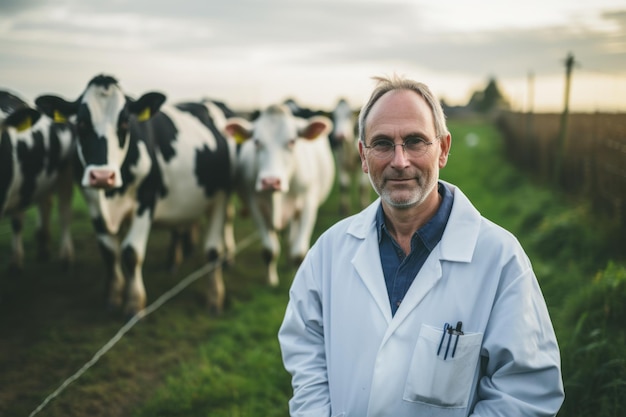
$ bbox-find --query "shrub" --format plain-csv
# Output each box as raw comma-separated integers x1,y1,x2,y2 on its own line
526,204,611,274
558,262,626,416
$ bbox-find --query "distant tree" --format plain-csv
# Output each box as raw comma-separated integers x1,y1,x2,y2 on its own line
467,77,510,113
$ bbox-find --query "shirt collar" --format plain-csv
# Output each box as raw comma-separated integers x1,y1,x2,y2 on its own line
376,181,454,251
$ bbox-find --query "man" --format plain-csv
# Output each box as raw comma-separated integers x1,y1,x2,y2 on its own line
278,75,564,416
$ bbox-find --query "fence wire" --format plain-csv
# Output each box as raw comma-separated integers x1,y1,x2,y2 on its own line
28,231,259,417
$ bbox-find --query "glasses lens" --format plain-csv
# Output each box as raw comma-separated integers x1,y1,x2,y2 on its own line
405,138,428,154
367,138,433,159
370,141,393,158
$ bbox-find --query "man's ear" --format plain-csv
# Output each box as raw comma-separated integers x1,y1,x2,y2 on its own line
358,140,369,174
439,133,451,168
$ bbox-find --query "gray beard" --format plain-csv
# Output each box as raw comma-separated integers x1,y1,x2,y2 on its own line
369,173,437,209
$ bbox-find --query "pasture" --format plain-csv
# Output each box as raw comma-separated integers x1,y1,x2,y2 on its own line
0,184,294,416
0,136,369,416
1,117,624,416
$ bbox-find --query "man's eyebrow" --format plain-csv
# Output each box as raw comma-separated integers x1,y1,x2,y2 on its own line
402,132,429,139
369,131,430,141
369,133,393,141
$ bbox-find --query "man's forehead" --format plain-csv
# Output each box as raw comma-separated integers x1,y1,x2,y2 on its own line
371,89,427,113
366,90,435,135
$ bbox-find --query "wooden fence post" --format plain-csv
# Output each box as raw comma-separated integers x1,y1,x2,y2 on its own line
525,71,535,167
553,52,577,184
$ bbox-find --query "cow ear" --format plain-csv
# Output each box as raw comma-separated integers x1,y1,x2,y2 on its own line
225,118,252,144
129,92,166,122
3,108,42,132
300,116,332,140
34,95,77,122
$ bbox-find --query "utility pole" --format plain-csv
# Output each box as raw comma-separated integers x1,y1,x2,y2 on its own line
527,70,535,114
554,52,577,184
526,71,535,168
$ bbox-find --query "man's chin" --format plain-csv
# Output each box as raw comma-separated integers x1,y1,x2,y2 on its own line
381,193,421,209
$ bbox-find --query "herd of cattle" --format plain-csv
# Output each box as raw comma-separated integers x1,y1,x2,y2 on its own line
0,74,371,316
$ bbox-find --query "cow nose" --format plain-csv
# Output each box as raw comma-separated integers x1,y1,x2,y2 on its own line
261,177,281,191
89,169,116,189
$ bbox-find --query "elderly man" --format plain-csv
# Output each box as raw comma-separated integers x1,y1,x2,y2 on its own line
278,75,564,417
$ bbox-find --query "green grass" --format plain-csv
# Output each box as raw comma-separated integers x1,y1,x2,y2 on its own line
443,118,626,416
2,116,624,417
134,293,293,417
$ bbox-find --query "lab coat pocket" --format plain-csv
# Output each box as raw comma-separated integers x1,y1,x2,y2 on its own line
403,324,483,408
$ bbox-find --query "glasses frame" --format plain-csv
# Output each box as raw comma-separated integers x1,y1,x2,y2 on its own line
363,136,440,159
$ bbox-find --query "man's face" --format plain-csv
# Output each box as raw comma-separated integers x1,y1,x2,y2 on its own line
359,89,450,210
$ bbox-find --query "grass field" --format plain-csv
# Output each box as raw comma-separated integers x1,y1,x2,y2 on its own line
1,116,624,417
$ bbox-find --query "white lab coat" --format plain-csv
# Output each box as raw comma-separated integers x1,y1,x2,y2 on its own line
278,182,564,417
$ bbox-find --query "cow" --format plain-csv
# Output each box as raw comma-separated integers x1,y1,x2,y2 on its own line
285,98,371,215
225,103,335,286
35,75,237,316
328,98,371,215
162,98,240,272
0,91,75,276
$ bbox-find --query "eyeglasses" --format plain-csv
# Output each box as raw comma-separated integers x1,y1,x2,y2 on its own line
363,136,437,159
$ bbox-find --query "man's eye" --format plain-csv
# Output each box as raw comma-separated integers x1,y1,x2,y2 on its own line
405,137,426,146
372,141,393,150
404,137,428,150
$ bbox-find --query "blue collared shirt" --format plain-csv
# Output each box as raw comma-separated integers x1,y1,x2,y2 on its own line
376,182,454,316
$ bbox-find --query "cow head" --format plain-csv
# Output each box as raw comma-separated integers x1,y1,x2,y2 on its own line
36,75,165,190
226,104,331,193
329,98,355,146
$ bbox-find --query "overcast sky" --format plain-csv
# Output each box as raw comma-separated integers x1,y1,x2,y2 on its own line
1,0,625,112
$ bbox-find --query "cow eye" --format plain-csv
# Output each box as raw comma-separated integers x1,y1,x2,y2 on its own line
253,138,262,149
287,138,296,149
76,119,91,136
117,121,129,137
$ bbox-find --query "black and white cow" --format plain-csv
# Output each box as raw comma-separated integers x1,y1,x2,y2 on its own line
35,75,237,316
1,91,75,275
226,104,335,286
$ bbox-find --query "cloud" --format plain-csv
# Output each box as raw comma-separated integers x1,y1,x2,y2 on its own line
1,0,625,111
0,0,46,15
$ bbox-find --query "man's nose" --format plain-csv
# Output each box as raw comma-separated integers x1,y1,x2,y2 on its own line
390,143,410,166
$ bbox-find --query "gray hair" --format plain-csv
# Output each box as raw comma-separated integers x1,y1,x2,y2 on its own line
358,75,448,142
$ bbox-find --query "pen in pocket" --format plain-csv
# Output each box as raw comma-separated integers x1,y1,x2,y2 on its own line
437,322,450,356
437,321,464,360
